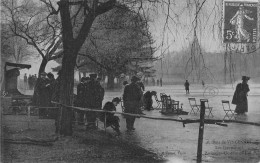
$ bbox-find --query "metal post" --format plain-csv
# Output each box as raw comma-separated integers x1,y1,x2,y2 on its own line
27,106,31,129
104,112,107,133
197,100,205,163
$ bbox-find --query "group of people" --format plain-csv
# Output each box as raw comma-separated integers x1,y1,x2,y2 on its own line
75,74,105,129
23,73,38,90
32,72,58,118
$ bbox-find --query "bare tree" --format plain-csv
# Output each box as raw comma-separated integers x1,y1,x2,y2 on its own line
1,0,62,74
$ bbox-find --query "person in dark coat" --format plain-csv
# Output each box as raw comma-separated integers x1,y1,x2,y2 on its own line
123,76,142,131
96,77,105,109
85,74,100,129
232,76,250,114
51,70,62,133
184,80,190,94
24,73,28,89
32,72,51,118
99,97,121,135
74,77,87,124
143,91,157,111
28,75,33,90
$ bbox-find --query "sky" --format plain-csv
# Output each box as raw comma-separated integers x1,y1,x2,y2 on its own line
19,0,260,77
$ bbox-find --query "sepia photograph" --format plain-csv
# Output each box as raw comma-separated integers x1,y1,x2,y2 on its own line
1,0,260,163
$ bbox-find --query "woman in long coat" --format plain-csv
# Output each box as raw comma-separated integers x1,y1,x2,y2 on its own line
232,76,250,114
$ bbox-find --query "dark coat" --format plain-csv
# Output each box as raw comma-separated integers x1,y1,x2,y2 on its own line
32,78,51,107
99,102,116,122
184,81,190,89
232,83,250,113
76,82,85,107
85,80,102,108
123,82,142,114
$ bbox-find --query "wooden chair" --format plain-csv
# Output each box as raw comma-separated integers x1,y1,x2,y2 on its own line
222,100,236,120
188,98,200,114
200,99,214,118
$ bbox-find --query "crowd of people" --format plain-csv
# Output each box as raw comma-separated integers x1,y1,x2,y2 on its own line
30,70,251,136
23,73,38,90
32,72,59,118
75,74,105,129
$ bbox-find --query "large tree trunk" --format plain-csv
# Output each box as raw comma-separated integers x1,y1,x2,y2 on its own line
58,48,77,136
38,58,48,75
107,73,115,90
57,0,116,136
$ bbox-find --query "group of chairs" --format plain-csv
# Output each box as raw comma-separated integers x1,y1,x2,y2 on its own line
154,93,184,114
188,98,236,120
120,93,236,120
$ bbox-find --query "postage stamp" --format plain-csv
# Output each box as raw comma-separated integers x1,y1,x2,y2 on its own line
223,0,258,43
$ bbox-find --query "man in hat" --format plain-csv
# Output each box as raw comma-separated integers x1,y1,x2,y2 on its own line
232,76,250,114
96,77,105,109
32,72,51,118
85,74,100,129
75,77,87,124
123,76,142,131
184,80,190,94
99,97,121,135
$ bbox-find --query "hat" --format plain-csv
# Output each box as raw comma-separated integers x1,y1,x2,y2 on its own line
81,77,87,82
40,72,47,75
131,76,140,82
112,97,121,103
47,72,54,79
242,76,250,81
89,74,97,79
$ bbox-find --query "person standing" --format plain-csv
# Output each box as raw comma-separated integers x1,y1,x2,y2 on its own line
160,78,162,87
184,80,190,94
75,77,87,124
85,74,100,129
96,77,105,109
24,73,28,90
123,76,142,131
202,80,205,87
32,72,51,118
232,76,250,114
28,75,33,90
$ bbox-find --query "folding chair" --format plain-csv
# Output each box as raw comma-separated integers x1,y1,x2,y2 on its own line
188,98,200,114
154,95,162,109
200,99,214,118
222,100,236,120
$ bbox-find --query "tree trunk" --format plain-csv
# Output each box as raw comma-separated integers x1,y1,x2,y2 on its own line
78,71,81,81
38,58,48,75
107,73,115,90
58,0,76,136
58,49,77,136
